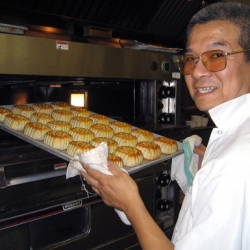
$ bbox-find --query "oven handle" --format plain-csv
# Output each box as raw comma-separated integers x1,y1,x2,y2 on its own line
0,196,102,230
0,167,67,189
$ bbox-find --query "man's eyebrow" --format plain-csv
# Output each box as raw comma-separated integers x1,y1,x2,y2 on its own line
210,41,227,47
184,41,228,54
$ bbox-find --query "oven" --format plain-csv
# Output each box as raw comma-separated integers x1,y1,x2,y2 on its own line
0,31,189,249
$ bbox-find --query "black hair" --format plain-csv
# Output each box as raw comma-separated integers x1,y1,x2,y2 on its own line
187,2,250,61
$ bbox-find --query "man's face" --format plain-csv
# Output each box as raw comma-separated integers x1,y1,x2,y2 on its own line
185,21,250,111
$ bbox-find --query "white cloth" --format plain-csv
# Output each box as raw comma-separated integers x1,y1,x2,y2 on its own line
171,135,202,194
172,94,250,249
66,142,131,225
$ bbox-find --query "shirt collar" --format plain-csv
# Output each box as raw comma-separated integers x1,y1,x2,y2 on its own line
208,93,250,129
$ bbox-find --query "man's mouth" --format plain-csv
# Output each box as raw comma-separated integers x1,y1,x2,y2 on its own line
196,87,216,94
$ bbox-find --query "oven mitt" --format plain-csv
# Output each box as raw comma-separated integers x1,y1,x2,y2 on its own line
171,135,202,194
66,142,131,225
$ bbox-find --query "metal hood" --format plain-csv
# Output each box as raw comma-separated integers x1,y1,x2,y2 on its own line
0,0,221,48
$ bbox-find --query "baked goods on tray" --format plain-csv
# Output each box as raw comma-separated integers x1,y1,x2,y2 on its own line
89,114,110,125
115,146,144,167
109,121,132,133
108,153,124,168
90,124,114,138
12,105,35,118
136,141,161,160
24,122,51,140
131,128,154,142
51,101,71,111
91,137,118,153
113,132,138,147
70,116,93,129
71,107,91,117
4,113,30,131
47,121,72,132
51,110,74,122
30,112,54,124
0,102,180,169
153,137,178,154
32,103,53,115
68,127,95,142
66,141,94,157
44,130,72,150
0,107,12,122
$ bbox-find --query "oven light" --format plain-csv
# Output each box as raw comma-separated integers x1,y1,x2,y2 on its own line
71,93,85,107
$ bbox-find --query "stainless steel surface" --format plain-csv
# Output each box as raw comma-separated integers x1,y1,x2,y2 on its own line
7,168,66,187
0,33,179,80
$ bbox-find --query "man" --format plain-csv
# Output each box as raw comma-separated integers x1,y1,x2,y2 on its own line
81,2,250,249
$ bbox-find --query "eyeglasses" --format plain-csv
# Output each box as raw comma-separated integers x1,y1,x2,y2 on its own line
177,49,250,75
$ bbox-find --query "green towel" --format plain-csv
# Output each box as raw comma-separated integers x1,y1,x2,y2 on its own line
183,140,194,186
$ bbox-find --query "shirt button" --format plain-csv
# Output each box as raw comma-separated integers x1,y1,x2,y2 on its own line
217,130,223,134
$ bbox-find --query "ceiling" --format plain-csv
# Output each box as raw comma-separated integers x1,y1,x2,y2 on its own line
0,0,229,48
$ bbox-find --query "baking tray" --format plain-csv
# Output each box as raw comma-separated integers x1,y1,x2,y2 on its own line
0,104,183,175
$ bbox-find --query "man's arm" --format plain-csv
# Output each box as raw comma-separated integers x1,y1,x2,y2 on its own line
80,163,174,250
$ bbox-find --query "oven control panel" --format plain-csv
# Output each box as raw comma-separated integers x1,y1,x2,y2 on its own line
157,80,177,125
155,169,181,233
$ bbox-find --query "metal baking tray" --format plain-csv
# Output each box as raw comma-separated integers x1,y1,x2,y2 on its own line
0,103,183,175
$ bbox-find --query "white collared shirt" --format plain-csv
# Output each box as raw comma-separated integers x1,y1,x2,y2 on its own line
172,94,250,249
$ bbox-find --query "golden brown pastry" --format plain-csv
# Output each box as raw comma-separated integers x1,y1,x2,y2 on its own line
68,127,95,142
70,116,93,129
71,107,91,117
89,114,110,125
109,121,132,133
66,141,94,157
108,153,124,168
112,132,138,147
153,137,178,154
30,112,54,124
91,137,118,153
51,110,74,122
4,113,30,131
90,124,114,138
47,121,72,132
131,128,154,142
24,122,51,140
51,101,71,111
115,146,143,167
11,105,35,118
44,130,72,150
32,103,54,115
136,141,161,160
0,107,12,122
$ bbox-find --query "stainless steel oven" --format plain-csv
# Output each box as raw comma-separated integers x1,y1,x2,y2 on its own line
0,32,189,249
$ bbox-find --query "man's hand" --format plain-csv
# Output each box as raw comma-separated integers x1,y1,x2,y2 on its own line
80,162,141,213
80,161,174,250
193,143,206,169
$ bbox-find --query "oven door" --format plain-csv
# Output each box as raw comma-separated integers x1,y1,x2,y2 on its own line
0,172,156,250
